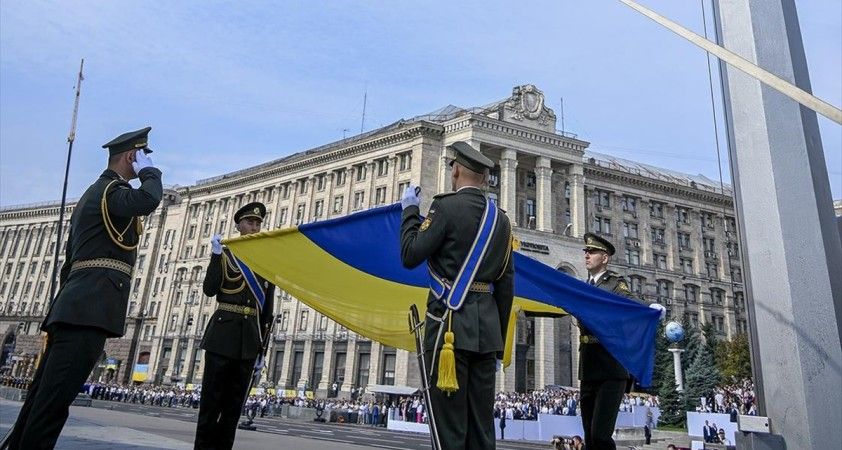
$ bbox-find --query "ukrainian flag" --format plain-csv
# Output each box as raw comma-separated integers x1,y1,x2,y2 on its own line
225,203,659,386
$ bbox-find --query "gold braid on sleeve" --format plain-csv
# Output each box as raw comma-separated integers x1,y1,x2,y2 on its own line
101,180,144,251
220,251,245,294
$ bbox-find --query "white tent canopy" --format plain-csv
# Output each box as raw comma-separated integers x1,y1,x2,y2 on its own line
365,384,419,396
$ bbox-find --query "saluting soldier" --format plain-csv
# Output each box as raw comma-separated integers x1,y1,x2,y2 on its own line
194,202,275,450
5,127,162,449
400,141,515,450
579,233,665,450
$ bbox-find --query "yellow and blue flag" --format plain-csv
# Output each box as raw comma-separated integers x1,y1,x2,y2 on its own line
225,203,659,386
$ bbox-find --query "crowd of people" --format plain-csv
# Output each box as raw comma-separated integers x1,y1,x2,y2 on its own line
0,376,31,390
695,378,757,417
493,389,659,420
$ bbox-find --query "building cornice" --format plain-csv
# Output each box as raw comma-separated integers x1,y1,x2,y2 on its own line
584,164,733,208
183,122,445,197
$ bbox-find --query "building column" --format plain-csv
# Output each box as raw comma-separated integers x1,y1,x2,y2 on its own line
500,149,518,226
298,339,313,390
369,341,383,385
437,146,453,193
570,321,581,387
534,317,557,387
568,164,585,238
340,338,358,393
279,340,294,388
318,340,335,395
535,157,553,233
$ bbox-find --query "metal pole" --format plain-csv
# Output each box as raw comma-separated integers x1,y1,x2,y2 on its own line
45,59,84,312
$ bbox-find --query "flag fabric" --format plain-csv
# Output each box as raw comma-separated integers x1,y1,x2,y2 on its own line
225,203,659,386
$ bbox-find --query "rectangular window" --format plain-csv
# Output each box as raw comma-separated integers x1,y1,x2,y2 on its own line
622,222,639,239
376,159,389,177
202,223,211,237
591,217,611,234
333,196,344,213
375,187,387,205
335,169,347,187
281,183,291,199
651,227,665,244
314,200,324,218
333,352,347,384
621,196,637,212
399,152,412,171
319,314,329,330
706,262,718,278
625,249,640,266
290,350,304,389
649,202,664,219
678,232,692,250
353,191,365,210
597,190,611,208
703,237,716,252
299,310,309,331
525,199,536,217
281,310,290,331
316,175,326,191
310,351,325,388
654,253,667,269
295,204,306,225
381,352,396,386
183,247,193,259
188,225,197,239
298,179,308,195
675,207,690,224
356,352,371,387
702,212,716,230
681,257,694,274
355,164,367,182
278,208,288,227
526,172,536,188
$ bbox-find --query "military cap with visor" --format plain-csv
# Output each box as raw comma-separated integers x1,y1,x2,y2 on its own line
447,141,494,174
583,232,616,256
102,126,153,156
234,202,266,224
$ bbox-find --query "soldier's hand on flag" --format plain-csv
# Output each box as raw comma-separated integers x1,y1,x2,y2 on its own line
211,234,223,255
649,303,666,320
401,184,421,209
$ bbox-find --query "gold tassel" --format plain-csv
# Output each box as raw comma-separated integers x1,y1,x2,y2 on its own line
437,310,459,394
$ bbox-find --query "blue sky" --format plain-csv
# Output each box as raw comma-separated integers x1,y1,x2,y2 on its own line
1,0,839,207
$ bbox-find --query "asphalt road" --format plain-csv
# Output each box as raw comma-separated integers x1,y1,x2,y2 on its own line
0,399,551,449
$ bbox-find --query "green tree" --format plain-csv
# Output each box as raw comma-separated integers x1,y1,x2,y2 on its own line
715,333,752,381
657,376,685,426
684,343,721,412
650,323,673,393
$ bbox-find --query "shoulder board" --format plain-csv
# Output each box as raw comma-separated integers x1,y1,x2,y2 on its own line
604,270,620,278
432,192,457,200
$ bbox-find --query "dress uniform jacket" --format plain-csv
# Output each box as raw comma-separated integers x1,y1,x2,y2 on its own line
579,270,646,381
201,251,275,360
400,187,514,357
43,168,163,337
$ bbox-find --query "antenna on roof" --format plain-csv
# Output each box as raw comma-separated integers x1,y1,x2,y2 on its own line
361,84,368,134
560,97,565,136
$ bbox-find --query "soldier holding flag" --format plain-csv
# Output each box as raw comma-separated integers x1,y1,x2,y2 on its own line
400,141,515,450
194,202,275,450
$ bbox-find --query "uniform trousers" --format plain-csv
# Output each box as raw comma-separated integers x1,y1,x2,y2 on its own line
424,349,496,450
7,323,107,450
194,351,253,450
579,378,627,450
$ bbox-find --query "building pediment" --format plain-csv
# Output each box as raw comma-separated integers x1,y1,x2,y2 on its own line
488,84,557,133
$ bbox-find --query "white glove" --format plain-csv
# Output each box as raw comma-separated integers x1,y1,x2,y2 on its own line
132,149,155,173
496,359,504,372
211,234,223,255
254,356,264,371
649,303,667,320
401,185,421,210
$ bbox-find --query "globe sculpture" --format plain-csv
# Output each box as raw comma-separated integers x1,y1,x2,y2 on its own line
665,321,685,343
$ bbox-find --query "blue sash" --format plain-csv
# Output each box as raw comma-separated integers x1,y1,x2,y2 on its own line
225,248,266,312
429,197,499,311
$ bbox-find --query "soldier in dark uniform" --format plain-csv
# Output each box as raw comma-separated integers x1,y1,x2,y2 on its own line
194,202,275,450
5,127,162,449
400,141,515,450
578,232,664,450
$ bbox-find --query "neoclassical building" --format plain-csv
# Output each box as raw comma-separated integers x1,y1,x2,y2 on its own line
0,85,748,396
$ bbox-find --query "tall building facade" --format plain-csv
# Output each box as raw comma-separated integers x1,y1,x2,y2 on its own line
0,85,748,396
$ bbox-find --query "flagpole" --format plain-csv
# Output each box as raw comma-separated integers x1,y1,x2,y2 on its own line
46,58,84,311
0,58,85,450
